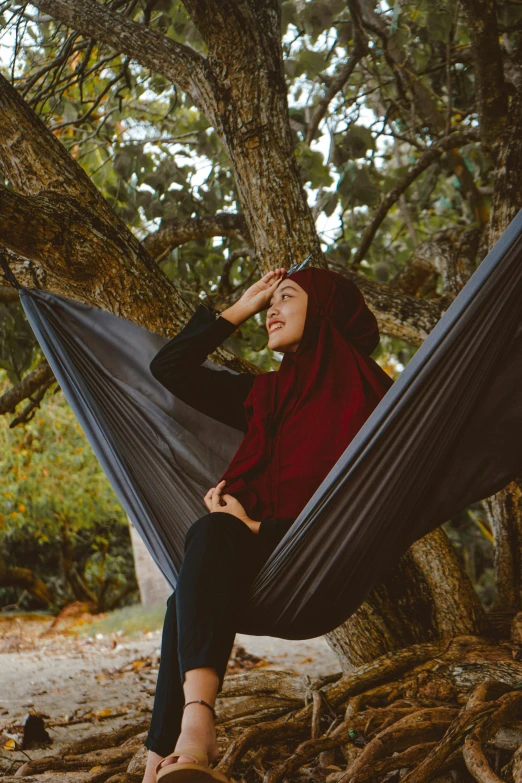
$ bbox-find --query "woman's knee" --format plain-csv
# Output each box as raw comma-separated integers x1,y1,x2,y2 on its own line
184,512,248,548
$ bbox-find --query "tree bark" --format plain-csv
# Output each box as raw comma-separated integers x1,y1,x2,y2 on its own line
143,213,250,259
484,478,522,624
29,0,325,271
459,0,509,151
0,73,188,330
325,528,487,669
0,73,250,376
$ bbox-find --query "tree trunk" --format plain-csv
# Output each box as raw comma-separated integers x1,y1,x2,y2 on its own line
325,528,487,669
483,478,522,632
128,518,171,607
0,557,52,606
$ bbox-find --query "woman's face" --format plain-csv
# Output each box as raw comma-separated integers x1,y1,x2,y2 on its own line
265,278,308,353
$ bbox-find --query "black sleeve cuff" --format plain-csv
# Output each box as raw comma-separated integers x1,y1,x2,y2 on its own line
258,518,293,549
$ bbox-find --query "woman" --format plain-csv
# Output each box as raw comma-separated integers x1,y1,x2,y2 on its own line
143,265,392,782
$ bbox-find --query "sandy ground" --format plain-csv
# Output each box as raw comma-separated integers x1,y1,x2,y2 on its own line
0,610,340,774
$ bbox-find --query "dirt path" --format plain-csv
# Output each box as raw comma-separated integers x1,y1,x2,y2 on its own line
0,611,340,775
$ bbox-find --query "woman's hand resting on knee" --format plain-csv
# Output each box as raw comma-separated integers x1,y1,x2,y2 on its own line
203,480,260,534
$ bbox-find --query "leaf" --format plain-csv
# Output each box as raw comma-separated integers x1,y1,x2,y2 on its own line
352,168,379,206
333,125,376,164
321,191,338,217
294,142,333,189
337,164,379,206
498,1,522,26
426,7,454,42
113,151,134,180
281,0,298,30
298,49,327,79
153,0,174,9
95,708,113,718
301,0,339,42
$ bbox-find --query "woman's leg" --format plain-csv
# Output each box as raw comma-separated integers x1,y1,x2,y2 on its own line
141,593,223,781
144,592,184,758
143,512,271,781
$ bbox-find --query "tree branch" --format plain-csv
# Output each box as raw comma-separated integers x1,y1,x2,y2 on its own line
489,88,522,247
305,0,368,144
0,71,111,212
9,377,57,428
27,0,209,101
351,129,480,269
327,261,446,347
181,0,281,55
0,554,53,605
0,183,126,281
0,72,195,343
143,212,251,259
24,1,323,273
390,227,481,298
0,361,55,416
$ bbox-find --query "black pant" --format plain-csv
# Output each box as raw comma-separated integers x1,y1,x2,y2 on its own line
144,512,278,757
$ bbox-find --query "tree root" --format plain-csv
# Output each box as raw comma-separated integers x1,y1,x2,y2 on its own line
7,634,522,783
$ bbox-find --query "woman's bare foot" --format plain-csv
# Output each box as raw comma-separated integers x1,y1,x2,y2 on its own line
155,701,219,774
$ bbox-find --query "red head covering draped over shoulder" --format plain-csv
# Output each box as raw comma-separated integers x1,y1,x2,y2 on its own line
217,267,394,524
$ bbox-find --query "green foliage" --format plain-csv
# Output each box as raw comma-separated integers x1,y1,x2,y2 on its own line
333,126,376,164
295,141,333,188
0,368,137,612
337,162,380,207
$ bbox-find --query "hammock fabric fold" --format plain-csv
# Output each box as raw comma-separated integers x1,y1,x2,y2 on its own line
13,210,522,639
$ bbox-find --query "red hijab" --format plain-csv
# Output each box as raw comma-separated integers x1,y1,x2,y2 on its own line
218,267,394,523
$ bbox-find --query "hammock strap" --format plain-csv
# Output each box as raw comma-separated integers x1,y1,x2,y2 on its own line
0,251,22,291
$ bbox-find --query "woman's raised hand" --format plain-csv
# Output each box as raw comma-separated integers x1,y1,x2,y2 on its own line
236,268,286,317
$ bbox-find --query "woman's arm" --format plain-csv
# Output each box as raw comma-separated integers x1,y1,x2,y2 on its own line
150,269,287,433
257,517,294,546
149,303,254,433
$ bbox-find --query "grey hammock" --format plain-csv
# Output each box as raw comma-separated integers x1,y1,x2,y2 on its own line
8,211,522,639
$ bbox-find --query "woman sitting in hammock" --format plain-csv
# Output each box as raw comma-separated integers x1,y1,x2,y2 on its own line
142,264,393,783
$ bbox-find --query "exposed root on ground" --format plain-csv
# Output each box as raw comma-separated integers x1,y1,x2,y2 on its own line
4,634,522,783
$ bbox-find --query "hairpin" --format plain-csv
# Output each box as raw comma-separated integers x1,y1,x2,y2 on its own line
286,252,312,276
